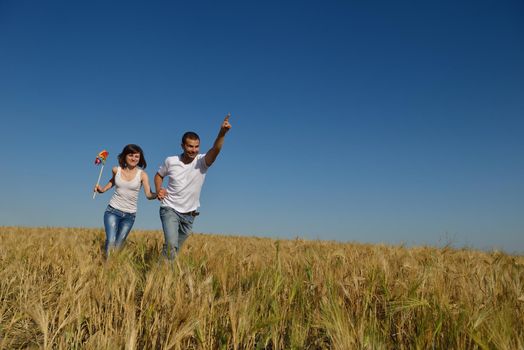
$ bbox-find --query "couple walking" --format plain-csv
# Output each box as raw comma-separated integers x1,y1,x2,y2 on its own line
94,114,232,258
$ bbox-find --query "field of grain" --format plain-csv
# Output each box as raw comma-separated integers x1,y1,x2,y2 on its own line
0,226,523,349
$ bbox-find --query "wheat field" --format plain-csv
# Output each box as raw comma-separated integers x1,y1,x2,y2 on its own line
0,226,522,349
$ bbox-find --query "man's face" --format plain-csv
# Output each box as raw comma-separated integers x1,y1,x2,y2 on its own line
182,138,200,159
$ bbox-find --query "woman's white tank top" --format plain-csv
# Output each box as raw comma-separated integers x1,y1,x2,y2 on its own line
109,167,142,213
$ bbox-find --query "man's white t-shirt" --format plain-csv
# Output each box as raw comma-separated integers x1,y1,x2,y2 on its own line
157,154,209,213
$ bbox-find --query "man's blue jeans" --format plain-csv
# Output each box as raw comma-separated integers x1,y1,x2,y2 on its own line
103,205,136,256
159,206,195,260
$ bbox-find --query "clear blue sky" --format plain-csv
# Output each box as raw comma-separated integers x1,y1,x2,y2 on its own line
1,0,523,253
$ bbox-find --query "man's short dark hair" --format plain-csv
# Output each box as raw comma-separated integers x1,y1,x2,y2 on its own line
182,131,200,145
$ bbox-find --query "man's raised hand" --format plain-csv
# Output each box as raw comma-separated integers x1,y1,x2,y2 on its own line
221,113,232,133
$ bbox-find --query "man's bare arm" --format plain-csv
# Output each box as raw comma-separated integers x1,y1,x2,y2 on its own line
154,172,167,200
205,113,232,167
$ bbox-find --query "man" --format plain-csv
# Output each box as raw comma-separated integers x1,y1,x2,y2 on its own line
154,114,232,259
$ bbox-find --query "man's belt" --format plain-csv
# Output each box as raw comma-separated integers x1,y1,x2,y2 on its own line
181,210,200,217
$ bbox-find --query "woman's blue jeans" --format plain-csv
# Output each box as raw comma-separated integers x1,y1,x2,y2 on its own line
103,205,136,256
159,206,195,260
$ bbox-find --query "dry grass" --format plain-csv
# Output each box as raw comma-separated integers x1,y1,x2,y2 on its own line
0,226,523,349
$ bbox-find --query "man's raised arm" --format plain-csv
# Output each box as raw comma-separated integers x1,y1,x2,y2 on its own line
205,113,232,167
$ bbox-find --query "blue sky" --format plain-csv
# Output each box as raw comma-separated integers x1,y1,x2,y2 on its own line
1,0,523,253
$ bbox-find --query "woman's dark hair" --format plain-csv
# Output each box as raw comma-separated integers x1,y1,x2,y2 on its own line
118,144,147,169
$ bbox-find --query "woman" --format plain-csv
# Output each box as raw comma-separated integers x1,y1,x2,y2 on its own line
94,144,156,256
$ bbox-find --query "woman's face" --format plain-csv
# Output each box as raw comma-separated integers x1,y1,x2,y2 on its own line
125,152,141,167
